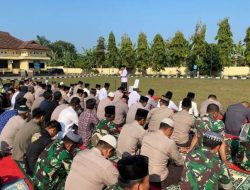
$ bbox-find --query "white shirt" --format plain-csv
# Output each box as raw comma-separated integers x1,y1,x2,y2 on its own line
120,69,128,83
156,100,178,112
179,100,199,117
98,88,107,101
83,88,90,96
57,106,79,139
128,91,140,108
11,91,20,109
96,89,100,98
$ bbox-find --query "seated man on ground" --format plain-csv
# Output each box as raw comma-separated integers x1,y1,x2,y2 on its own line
117,108,149,158
171,98,195,147
147,95,174,132
0,104,29,154
12,108,45,162
224,101,250,170
181,131,233,190
33,131,81,190
141,118,184,188
57,97,81,139
78,98,99,146
187,103,229,165
96,105,118,135
179,92,199,117
24,120,61,176
65,135,118,190
126,95,148,124
108,155,150,190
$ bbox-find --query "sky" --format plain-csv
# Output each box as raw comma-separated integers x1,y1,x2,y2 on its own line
1,0,250,52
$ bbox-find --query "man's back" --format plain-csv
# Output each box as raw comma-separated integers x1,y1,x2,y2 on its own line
25,131,52,175
113,100,128,125
97,98,112,120
50,104,69,121
117,121,146,158
148,106,174,131
0,115,26,150
180,147,231,190
171,110,194,145
65,148,118,190
126,102,143,124
225,103,250,136
12,119,40,161
141,130,183,182
200,99,222,117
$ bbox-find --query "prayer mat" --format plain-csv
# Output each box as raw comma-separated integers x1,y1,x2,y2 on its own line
1,179,29,190
0,156,33,190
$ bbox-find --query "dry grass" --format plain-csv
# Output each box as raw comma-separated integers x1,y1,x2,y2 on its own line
49,76,250,109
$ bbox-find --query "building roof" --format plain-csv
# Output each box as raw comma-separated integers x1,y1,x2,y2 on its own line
0,31,49,50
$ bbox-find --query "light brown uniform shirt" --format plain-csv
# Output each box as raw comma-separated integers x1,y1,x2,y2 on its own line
141,130,184,182
31,97,44,112
60,90,70,104
148,106,174,131
117,121,146,158
113,90,123,103
65,148,118,190
126,102,144,124
171,110,195,144
50,104,69,121
97,98,112,120
200,98,223,116
113,100,128,125
0,115,26,150
24,92,35,109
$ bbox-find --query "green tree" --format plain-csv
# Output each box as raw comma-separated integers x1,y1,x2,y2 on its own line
120,34,135,70
106,32,119,67
48,40,78,67
190,22,207,70
36,35,50,47
169,31,190,67
151,34,166,72
244,27,250,66
215,18,233,67
204,43,222,76
95,36,106,68
81,48,96,70
231,41,246,66
136,33,150,75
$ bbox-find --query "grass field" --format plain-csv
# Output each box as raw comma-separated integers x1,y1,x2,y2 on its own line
49,76,250,109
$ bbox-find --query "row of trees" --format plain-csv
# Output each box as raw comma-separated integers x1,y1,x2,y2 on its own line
37,18,250,75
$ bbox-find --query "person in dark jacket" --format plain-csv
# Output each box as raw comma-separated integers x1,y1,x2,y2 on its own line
39,91,61,122
24,120,61,176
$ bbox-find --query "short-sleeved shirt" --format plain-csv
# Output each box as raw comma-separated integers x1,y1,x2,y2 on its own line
180,147,232,190
0,109,18,133
33,140,72,190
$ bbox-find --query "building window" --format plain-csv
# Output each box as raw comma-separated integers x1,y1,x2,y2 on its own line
40,63,45,68
0,60,8,68
12,60,20,68
29,62,34,69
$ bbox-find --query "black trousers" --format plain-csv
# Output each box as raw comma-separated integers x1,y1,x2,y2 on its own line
121,82,127,91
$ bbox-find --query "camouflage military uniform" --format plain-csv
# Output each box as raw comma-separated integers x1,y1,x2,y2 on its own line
33,140,73,190
105,184,123,190
96,118,118,135
195,114,225,147
181,147,232,190
225,124,250,170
